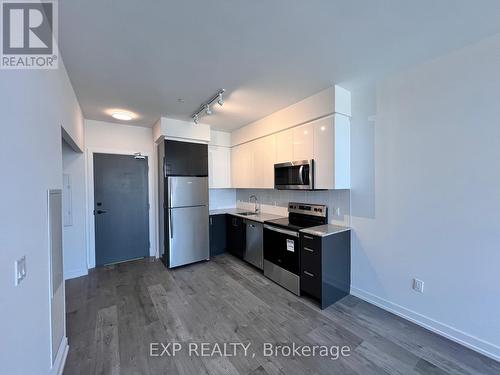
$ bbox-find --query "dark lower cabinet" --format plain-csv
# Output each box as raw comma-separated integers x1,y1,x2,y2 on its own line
300,230,351,309
227,215,246,259
209,214,227,257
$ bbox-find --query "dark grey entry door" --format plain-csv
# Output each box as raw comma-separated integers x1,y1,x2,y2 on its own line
94,153,149,266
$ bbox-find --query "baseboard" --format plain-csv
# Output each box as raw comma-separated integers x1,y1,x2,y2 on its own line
350,286,500,362
64,268,88,280
51,336,68,375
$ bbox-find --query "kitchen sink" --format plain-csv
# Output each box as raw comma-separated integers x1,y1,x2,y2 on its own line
237,212,258,216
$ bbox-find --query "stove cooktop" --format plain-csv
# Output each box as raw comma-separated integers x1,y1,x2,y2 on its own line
264,202,328,231
264,217,317,231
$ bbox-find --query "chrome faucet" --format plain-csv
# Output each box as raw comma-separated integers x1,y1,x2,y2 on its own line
249,195,259,214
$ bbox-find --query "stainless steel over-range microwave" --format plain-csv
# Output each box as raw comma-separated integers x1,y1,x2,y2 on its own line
274,160,314,190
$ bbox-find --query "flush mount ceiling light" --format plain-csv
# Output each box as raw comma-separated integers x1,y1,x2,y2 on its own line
191,89,225,124
111,111,134,121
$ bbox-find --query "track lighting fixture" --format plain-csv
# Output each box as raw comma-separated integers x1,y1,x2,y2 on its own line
191,89,225,124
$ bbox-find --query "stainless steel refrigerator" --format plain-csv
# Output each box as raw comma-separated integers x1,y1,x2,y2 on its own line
165,176,209,267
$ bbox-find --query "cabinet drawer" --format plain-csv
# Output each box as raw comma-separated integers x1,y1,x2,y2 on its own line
301,268,321,299
301,247,321,274
301,233,321,251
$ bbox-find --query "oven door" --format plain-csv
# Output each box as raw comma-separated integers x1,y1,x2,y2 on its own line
274,160,314,190
263,224,300,274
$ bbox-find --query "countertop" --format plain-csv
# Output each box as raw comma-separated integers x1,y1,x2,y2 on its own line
209,208,285,223
300,224,351,238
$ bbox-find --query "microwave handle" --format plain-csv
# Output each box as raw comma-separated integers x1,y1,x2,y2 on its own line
298,165,304,184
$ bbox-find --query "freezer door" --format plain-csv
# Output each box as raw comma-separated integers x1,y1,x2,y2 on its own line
168,176,208,208
168,205,209,267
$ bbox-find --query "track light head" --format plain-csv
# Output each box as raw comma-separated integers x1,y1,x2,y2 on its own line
193,114,199,124
217,92,224,106
205,104,212,115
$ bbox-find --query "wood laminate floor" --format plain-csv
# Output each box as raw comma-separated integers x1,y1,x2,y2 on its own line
64,254,499,375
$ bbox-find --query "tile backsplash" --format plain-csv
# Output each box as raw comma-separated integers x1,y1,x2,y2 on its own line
236,189,351,226
209,189,237,209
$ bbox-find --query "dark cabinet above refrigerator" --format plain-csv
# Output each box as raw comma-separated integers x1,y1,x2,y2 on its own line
164,139,208,176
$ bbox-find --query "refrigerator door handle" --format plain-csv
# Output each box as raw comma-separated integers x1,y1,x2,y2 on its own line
168,177,173,239
168,178,172,208
169,209,173,239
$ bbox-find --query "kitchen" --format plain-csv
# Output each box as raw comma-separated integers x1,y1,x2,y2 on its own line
156,86,351,309
2,2,500,374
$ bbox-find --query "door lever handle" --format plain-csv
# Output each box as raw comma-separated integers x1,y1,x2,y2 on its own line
95,209,107,215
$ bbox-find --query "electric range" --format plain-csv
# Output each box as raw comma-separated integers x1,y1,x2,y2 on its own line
263,202,327,295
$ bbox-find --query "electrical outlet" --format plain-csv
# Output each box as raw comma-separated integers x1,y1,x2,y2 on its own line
15,256,27,286
412,278,424,293
335,207,341,216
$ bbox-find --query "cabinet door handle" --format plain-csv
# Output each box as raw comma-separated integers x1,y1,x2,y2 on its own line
210,217,213,225
304,247,314,253
304,271,315,277
303,235,314,240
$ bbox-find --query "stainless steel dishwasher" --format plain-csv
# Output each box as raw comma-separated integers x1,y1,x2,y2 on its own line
244,220,263,270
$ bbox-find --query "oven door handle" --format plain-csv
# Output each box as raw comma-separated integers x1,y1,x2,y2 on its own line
264,224,299,238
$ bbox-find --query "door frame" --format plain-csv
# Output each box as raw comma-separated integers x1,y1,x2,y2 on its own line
85,147,156,269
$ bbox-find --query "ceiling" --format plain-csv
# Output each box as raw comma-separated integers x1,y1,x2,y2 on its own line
59,0,500,130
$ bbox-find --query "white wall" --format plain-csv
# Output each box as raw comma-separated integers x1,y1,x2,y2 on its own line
84,120,157,266
0,61,84,374
62,141,88,279
350,34,500,360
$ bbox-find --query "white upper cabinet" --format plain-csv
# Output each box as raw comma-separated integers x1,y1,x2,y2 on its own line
208,145,231,188
275,129,293,164
231,142,254,188
209,130,232,189
293,122,314,161
313,114,350,189
231,136,275,189
230,115,350,190
253,135,276,188
231,145,243,188
228,87,351,190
